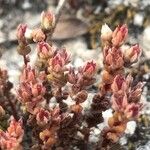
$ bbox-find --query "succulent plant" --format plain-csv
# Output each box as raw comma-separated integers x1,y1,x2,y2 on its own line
0,11,144,150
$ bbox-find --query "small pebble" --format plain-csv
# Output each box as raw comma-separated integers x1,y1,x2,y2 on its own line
74,57,84,68
134,13,144,26
120,136,127,145
102,109,113,126
125,121,136,135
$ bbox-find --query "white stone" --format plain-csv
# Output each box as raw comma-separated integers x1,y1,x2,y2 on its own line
125,121,137,135
141,26,150,58
120,136,127,145
74,57,84,68
134,13,144,26
63,96,75,106
93,128,101,135
9,70,20,84
102,109,113,126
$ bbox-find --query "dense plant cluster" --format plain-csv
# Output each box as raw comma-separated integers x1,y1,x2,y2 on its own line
0,10,143,150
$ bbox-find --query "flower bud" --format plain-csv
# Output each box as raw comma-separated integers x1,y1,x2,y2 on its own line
125,74,133,89
20,66,36,82
32,84,46,97
34,108,50,126
27,69,36,82
112,24,128,46
101,24,112,43
17,24,27,42
124,44,141,64
104,47,124,71
128,82,144,103
82,61,96,78
18,65,46,109
111,75,127,93
0,131,23,150
49,54,65,72
18,83,32,103
41,11,55,31
7,117,24,141
67,67,77,84
32,28,45,42
125,103,142,119
58,48,71,64
112,94,128,111
20,90,31,101
51,108,61,125
37,42,54,59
